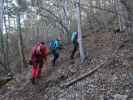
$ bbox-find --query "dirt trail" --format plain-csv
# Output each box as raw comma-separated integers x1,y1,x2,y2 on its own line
0,32,133,100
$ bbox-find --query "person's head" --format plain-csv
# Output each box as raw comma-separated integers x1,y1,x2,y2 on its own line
56,38,59,41
40,41,45,45
36,41,45,45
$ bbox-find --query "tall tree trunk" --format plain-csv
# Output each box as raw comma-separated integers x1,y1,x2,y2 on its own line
6,1,10,71
116,0,128,32
116,0,123,31
16,12,27,72
119,0,133,33
0,0,8,72
76,0,85,63
3,0,11,72
64,0,69,42
0,0,4,55
3,15,10,72
35,25,39,42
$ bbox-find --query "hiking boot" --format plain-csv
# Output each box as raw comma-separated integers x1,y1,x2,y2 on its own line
37,75,42,79
31,78,35,84
52,60,56,67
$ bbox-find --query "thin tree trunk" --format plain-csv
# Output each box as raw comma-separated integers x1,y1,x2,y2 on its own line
35,25,39,42
38,7,70,38
115,0,123,31
0,0,8,72
16,12,27,72
0,0,4,54
76,0,85,63
6,1,10,71
119,0,133,33
3,0,11,72
116,0,129,32
3,15,10,72
63,0,69,42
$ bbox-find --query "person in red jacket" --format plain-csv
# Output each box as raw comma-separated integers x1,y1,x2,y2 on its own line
30,41,48,84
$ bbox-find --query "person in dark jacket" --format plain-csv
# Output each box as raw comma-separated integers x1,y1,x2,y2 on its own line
70,32,78,59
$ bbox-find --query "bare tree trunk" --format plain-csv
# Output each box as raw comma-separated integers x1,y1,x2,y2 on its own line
76,0,85,63
2,0,12,72
31,23,36,44
38,6,70,38
115,0,122,31
0,0,9,72
35,25,39,42
7,1,10,71
16,12,27,72
115,0,129,32
0,0,4,55
3,15,10,72
119,0,133,33
63,0,69,42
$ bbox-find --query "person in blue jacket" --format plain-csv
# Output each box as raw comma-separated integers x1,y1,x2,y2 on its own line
49,39,61,66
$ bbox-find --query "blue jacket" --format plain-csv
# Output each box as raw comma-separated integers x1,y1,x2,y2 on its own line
49,39,60,49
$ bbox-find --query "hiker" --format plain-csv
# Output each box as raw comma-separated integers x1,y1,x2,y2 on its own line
70,32,78,59
49,39,61,66
29,41,48,84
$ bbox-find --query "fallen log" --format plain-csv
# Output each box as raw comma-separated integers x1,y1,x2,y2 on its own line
0,76,13,87
61,41,124,88
62,59,109,87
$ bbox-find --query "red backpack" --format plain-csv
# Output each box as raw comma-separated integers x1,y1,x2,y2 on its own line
32,44,42,57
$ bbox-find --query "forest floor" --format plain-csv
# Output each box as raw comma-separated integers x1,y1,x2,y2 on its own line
0,32,133,100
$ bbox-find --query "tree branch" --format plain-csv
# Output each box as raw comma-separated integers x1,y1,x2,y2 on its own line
39,7,70,33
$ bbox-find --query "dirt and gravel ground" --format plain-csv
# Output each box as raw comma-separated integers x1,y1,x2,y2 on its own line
0,32,133,100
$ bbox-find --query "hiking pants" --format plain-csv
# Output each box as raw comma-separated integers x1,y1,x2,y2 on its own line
32,59,43,78
70,42,78,59
51,49,59,65
32,66,39,78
